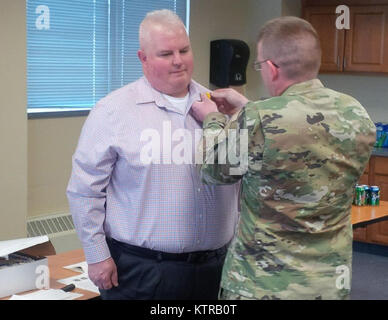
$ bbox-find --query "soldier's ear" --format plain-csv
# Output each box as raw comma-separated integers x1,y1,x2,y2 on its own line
268,61,279,81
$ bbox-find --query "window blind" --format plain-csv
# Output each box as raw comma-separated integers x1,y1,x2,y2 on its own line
27,0,188,111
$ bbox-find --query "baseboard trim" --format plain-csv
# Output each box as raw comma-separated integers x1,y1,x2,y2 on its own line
353,241,388,257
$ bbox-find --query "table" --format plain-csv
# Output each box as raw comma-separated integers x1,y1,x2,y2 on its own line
2,249,99,300
351,200,388,226
47,249,99,300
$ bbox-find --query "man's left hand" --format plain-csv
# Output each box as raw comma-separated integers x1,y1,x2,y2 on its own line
191,93,219,122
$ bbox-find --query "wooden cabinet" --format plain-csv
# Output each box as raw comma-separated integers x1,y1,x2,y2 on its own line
353,225,368,241
358,174,369,185
374,174,388,200
345,6,388,72
358,161,369,185
356,156,388,200
353,220,388,244
369,221,388,245
373,157,388,201
303,3,388,73
353,155,388,245
304,6,345,72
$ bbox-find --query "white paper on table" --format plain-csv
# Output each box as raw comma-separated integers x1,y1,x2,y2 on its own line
58,274,100,294
8,289,83,300
63,261,88,274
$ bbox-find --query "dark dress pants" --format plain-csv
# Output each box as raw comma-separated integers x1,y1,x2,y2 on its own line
99,238,228,300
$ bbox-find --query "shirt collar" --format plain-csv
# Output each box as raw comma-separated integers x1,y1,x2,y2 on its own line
281,78,324,96
135,76,202,114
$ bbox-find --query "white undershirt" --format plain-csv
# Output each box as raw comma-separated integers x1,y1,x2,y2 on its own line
162,93,189,115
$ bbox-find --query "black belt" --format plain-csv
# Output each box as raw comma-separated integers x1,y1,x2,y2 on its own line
108,238,228,263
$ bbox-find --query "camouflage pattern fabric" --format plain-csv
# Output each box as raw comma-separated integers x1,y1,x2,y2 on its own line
219,288,256,300
199,79,376,299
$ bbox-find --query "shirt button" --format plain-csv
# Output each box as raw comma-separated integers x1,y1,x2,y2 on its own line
197,240,200,244
199,214,203,218
197,188,201,192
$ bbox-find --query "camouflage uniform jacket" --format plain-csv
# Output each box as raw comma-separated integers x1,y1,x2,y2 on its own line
199,79,376,299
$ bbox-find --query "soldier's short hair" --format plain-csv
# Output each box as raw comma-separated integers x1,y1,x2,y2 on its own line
139,9,187,51
257,16,321,80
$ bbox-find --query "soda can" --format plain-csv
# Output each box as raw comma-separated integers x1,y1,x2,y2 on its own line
364,185,370,205
354,185,365,206
353,185,359,205
360,184,366,206
370,186,380,206
352,184,358,205
353,184,359,205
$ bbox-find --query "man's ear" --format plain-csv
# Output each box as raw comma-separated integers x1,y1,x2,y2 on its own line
138,50,146,63
268,61,279,81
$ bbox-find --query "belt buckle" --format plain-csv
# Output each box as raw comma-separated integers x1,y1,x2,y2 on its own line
187,252,208,263
187,252,196,263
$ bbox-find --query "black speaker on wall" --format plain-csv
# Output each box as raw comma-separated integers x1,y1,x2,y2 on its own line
210,39,250,88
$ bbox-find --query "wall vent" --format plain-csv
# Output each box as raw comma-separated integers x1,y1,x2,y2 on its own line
27,213,81,254
27,213,75,237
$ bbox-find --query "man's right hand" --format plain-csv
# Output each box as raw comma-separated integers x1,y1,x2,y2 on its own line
211,88,249,116
88,257,119,290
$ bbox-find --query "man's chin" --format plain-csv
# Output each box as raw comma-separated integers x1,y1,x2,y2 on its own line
169,73,189,82
167,83,190,97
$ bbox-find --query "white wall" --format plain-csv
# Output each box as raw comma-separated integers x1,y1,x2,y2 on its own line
0,0,27,240
245,0,283,100
190,0,284,101
190,0,252,88
319,74,388,123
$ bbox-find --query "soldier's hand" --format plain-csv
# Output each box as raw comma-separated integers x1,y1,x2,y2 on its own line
191,93,219,122
211,88,249,116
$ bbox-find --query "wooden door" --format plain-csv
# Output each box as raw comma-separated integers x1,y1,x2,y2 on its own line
369,220,388,245
373,174,388,201
353,225,367,241
344,6,388,72
304,6,345,72
358,173,369,185
367,162,388,246
373,157,388,201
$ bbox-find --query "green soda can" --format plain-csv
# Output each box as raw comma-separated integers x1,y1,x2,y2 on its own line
364,185,370,205
360,185,367,205
355,185,364,206
353,184,359,205
353,184,358,205
370,186,380,206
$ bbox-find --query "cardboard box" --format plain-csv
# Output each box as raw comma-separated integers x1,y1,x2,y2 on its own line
0,236,49,298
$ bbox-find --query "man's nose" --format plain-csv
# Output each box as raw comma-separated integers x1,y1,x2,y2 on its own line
172,52,183,65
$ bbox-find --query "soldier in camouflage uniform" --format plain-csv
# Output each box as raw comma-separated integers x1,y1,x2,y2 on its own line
191,16,375,299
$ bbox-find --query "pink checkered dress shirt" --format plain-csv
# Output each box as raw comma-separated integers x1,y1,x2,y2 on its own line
67,77,239,264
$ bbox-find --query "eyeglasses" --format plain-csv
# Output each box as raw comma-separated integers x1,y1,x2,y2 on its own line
253,59,279,71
